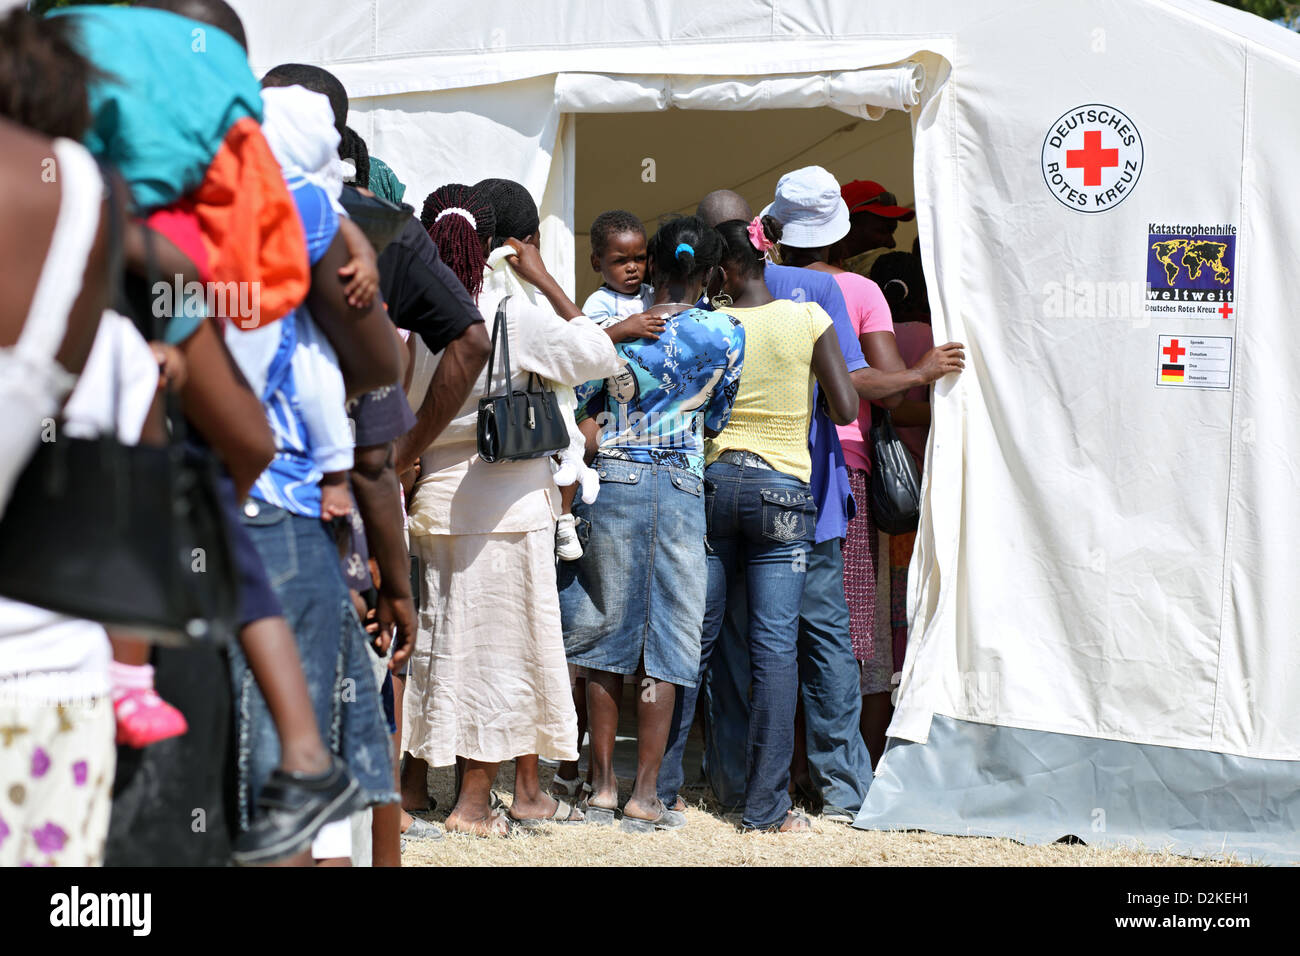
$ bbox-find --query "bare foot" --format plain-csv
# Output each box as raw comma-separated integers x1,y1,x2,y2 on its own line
445,808,510,838
508,792,582,823
585,780,619,814
622,795,665,822
778,810,812,833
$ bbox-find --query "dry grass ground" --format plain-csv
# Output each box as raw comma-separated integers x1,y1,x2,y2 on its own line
399,762,1237,868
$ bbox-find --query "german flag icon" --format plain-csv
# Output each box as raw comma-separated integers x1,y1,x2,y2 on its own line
1161,363,1185,383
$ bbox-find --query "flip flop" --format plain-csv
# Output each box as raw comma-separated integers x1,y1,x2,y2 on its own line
509,797,584,829
402,815,444,841
549,774,592,802
579,797,618,827
619,802,687,834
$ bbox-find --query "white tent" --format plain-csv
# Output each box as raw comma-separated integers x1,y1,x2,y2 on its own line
229,0,1300,863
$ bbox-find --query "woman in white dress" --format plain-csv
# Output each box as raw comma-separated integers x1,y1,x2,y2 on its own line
401,180,621,835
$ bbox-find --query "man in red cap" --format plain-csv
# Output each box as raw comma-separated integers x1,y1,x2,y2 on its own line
836,180,915,260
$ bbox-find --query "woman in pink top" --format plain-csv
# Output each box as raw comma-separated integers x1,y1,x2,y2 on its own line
870,252,936,735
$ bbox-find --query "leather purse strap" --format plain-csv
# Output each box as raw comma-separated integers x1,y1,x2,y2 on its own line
483,295,512,399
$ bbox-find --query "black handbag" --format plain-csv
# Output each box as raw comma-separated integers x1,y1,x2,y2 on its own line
0,177,239,645
476,295,569,463
867,404,922,535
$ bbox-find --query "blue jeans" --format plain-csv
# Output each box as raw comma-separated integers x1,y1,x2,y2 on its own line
658,460,815,829
695,538,872,814
228,500,397,830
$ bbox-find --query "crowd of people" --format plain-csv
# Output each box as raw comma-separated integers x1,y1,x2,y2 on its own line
0,0,963,865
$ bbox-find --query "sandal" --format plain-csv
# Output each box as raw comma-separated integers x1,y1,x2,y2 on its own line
619,800,687,834
509,796,584,829
549,773,592,802
402,814,444,841
579,797,618,827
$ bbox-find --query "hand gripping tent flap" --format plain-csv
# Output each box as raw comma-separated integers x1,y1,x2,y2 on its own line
228,0,1300,863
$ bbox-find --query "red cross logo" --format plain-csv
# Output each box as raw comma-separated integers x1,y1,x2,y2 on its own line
1218,302,1234,319
1066,130,1120,186
1163,339,1186,363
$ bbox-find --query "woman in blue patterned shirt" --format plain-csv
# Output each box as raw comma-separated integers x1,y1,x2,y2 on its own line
559,216,744,832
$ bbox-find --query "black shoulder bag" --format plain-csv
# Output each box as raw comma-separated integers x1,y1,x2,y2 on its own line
476,295,569,462
867,404,922,535
339,186,413,253
0,174,238,645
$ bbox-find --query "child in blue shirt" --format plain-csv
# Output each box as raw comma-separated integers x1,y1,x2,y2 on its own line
580,210,655,326
558,210,660,559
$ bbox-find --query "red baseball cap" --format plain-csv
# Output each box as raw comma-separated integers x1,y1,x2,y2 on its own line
841,180,915,221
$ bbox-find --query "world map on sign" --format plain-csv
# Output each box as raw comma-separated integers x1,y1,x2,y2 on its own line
1149,239,1232,287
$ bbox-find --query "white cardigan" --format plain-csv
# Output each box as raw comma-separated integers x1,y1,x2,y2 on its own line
406,255,619,536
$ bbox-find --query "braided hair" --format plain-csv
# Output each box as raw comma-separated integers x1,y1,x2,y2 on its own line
715,216,781,278
421,183,496,302
474,178,539,248
870,251,927,319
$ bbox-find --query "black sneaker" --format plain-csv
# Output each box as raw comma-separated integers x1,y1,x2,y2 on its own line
231,756,362,866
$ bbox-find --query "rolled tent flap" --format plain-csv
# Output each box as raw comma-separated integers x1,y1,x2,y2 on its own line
553,74,669,112
553,63,925,117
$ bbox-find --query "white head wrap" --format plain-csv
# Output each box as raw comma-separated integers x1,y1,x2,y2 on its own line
260,85,346,214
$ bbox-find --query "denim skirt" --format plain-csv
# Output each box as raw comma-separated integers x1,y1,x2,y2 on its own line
228,499,397,829
558,456,708,687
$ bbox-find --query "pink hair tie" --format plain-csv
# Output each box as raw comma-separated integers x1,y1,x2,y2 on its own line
747,216,774,254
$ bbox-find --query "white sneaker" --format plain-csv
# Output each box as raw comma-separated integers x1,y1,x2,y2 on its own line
556,514,583,561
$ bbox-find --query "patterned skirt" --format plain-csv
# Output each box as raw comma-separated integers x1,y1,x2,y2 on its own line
843,468,875,661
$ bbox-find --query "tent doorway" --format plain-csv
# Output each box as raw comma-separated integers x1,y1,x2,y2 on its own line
572,106,917,303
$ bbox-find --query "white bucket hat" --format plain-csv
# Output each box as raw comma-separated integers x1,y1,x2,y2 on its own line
760,166,850,249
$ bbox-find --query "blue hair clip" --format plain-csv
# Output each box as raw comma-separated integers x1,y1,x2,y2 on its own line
675,242,695,260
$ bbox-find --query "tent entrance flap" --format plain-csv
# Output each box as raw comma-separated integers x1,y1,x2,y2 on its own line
554,64,925,120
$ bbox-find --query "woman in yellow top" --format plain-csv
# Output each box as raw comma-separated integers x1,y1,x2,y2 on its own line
672,217,858,833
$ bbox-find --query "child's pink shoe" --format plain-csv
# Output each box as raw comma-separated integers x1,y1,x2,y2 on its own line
114,687,189,748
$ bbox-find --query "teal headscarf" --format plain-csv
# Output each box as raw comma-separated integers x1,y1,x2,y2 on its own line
53,6,262,212
367,156,407,205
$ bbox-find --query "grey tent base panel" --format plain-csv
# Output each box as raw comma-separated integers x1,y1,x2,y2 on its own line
853,714,1300,865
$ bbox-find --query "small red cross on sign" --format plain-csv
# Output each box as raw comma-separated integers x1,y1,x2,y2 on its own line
1218,302,1234,319
1163,339,1186,363
1066,130,1120,186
